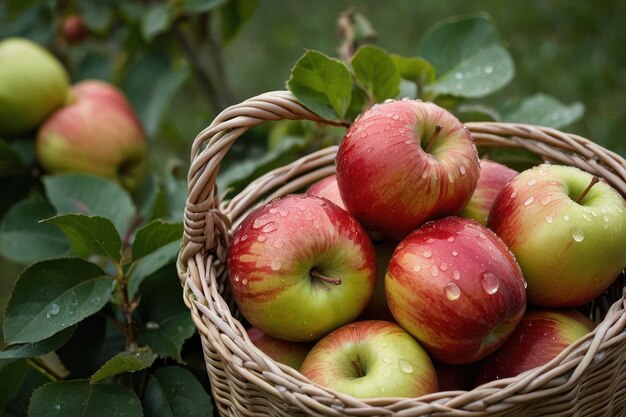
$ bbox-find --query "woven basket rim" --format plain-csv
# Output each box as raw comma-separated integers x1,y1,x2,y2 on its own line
177,90,626,416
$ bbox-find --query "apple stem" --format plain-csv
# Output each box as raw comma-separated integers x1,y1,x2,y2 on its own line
352,353,365,378
310,269,342,285
424,123,443,153
575,176,600,204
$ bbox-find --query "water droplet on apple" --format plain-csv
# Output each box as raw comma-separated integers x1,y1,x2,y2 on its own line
447,236,455,243
398,359,414,374
273,240,284,248
440,263,449,271
545,215,553,224
399,127,406,134
479,233,487,239
564,215,570,221
422,250,432,258
541,196,551,205
261,223,276,233
242,279,248,285
430,265,439,277
452,270,461,280
459,166,466,175
240,234,248,241
570,227,585,242
279,208,289,217
257,235,266,242
426,238,435,244
527,178,538,186
305,212,313,220
233,236,240,245
421,171,429,179
583,213,591,222
413,265,421,272
481,273,499,295
523,196,534,206
444,282,461,300
269,208,278,214
392,114,400,120
234,275,240,282
510,191,518,199
448,173,455,183
297,205,305,212
524,280,528,289
271,260,282,271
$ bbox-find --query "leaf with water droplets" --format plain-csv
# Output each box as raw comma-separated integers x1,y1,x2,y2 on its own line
351,45,401,103
90,349,157,383
501,93,584,129
28,380,142,417
143,366,213,417
3,258,115,345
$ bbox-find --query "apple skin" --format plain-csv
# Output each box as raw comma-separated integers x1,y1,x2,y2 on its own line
306,174,346,210
460,160,518,225
359,240,395,322
0,37,70,137
336,99,480,240
488,164,626,307
300,320,438,398
36,80,148,190
246,327,312,370
474,309,595,386
385,216,527,364
227,194,377,342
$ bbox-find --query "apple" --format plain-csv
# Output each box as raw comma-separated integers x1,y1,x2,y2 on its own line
359,240,395,321
300,320,437,398
460,159,518,225
61,15,87,43
434,361,479,391
0,37,70,137
306,174,345,210
474,309,595,386
489,164,626,307
36,80,148,190
246,327,312,370
336,99,480,240
385,216,527,364
227,194,377,342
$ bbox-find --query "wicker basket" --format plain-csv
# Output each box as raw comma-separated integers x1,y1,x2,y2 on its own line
176,91,626,417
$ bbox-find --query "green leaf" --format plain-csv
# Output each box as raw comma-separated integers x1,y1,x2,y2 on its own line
29,380,142,417
3,258,115,345
351,45,400,103
219,0,258,45
142,3,171,42
43,174,137,236
136,266,195,362
346,85,369,121
77,2,113,35
90,350,156,383
127,240,181,298
426,45,514,98
138,176,170,223
42,215,122,262
286,50,352,120
124,55,190,138
132,220,183,261
456,103,501,122
419,13,514,98
390,54,436,86
0,200,70,265
0,327,75,360
144,366,213,417
0,138,23,177
0,359,28,412
182,0,228,14
501,93,585,129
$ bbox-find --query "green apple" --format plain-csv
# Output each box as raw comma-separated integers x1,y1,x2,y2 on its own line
300,320,437,398
0,37,70,137
489,164,626,307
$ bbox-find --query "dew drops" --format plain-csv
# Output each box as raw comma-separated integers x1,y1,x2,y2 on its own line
479,233,487,239
54,404,61,410
271,260,282,271
481,273,499,295
278,209,289,217
564,215,570,221
527,178,538,186
582,213,591,222
452,251,458,257
297,205,306,212
447,236,455,243
404,139,413,145
545,215,553,224
570,227,585,242
444,282,461,301
440,263,449,271
48,303,60,316
524,280,528,289
241,234,248,241
459,166,466,175
484,65,493,74
242,279,248,285
253,218,269,229
273,240,284,248
426,238,435,244
421,171,429,179
146,321,160,330
398,359,414,374
392,114,400,120
523,196,534,206
234,275,240,282
262,223,276,233
430,265,439,277
399,127,406,134
422,250,432,258
510,191,518,199
257,235,266,242
269,207,278,214
448,173,455,183
540,196,552,205
452,270,461,280
455,72,464,80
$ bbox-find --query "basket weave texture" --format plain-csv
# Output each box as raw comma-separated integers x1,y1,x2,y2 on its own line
176,91,626,417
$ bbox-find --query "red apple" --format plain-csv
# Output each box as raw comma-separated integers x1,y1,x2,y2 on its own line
227,194,377,342
36,80,148,190
300,320,438,398
434,361,479,391
385,216,527,364
306,174,346,210
474,309,595,386
489,164,626,307
460,160,518,225
246,327,312,370
336,99,480,240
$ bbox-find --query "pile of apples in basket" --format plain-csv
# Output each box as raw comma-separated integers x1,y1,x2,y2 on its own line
226,99,626,397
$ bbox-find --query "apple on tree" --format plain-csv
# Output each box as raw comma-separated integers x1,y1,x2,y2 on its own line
300,320,438,398
227,194,377,342
246,327,312,370
474,309,595,386
385,216,527,364
36,80,148,190
0,37,69,137
460,159,518,225
489,164,626,307
336,99,480,240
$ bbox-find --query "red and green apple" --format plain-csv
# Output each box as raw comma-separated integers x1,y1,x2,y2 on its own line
246,327,312,370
